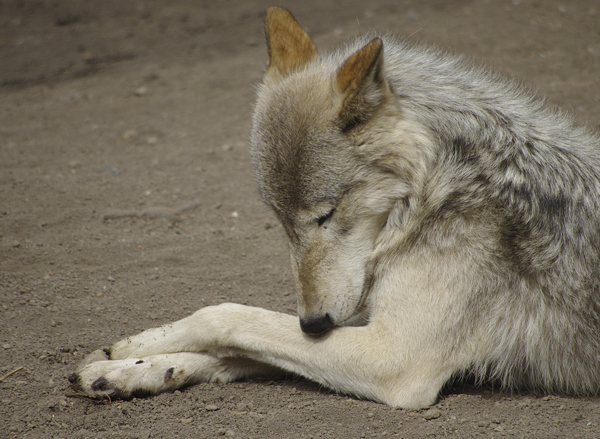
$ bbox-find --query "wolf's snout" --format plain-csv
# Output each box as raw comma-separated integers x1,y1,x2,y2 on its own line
299,314,334,335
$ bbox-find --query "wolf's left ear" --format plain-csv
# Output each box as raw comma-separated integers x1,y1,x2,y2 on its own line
264,7,317,77
336,38,388,130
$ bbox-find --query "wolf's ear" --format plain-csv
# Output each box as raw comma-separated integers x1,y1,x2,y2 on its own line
336,38,387,130
264,7,317,77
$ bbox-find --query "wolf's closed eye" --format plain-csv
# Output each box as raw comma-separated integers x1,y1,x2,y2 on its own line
317,208,336,226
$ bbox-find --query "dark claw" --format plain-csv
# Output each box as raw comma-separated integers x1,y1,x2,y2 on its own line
91,377,111,391
68,373,80,385
164,367,175,382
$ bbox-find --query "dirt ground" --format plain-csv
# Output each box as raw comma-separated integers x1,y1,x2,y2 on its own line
1,0,600,438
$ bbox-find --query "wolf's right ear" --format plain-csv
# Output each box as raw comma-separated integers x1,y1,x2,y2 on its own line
264,7,317,77
336,38,388,131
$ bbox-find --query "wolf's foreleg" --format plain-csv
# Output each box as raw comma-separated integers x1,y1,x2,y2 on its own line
96,303,449,408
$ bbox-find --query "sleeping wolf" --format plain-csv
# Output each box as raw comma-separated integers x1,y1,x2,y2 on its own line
70,7,600,408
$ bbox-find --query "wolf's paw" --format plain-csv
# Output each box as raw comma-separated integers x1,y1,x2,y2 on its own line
69,352,218,399
69,349,286,399
69,358,171,399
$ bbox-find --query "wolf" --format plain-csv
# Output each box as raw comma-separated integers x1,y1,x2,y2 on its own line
69,7,600,409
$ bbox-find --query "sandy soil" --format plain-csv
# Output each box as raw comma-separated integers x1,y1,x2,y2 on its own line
1,1,600,438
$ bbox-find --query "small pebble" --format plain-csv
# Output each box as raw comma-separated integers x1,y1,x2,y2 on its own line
123,129,137,140
134,86,149,96
423,408,442,420
205,404,219,411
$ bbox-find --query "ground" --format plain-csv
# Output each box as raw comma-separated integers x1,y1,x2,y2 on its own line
1,0,599,438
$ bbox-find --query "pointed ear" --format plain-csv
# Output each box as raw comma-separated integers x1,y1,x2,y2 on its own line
264,7,317,77
336,38,387,130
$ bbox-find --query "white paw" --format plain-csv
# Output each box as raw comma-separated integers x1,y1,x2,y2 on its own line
69,353,218,399
69,349,286,399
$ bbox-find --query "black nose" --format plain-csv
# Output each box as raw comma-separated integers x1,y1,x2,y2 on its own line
300,314,334,335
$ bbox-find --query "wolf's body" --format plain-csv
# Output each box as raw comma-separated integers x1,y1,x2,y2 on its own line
70,8,600,408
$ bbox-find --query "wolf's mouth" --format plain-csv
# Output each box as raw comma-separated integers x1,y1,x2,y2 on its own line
338,273,374,327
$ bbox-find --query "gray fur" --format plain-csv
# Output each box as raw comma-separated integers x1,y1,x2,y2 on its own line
251,31,600,395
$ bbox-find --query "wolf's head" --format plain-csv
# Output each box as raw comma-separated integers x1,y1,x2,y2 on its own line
250,7,427,334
